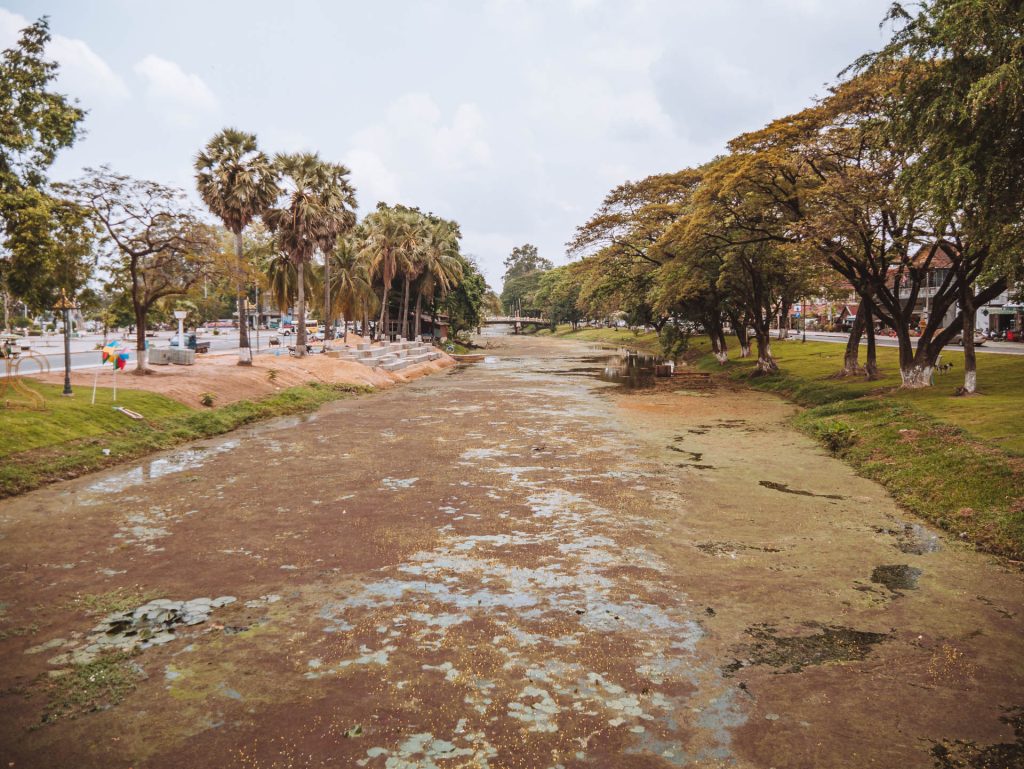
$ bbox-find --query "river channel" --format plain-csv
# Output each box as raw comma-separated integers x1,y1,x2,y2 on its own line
0,334,1021,768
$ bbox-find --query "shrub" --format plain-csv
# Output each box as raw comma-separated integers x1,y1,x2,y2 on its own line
810,419,857,454
199,392,216,407
266,368,279,382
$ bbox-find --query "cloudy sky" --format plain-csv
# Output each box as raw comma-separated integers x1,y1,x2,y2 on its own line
3,0,894,289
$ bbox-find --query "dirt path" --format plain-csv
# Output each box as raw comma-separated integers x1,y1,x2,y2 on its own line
1,335,1021,768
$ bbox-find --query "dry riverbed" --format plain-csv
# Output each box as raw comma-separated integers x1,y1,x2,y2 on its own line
0,335,1021,768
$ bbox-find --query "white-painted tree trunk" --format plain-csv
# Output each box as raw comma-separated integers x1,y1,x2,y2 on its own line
900,365,933,388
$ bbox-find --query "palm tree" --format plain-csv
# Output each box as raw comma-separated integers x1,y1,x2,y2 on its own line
400,217,428,340
360,205,418,340
327,236,377,341
264,153,332,356
414,220,463,339
313,163,357,342
194,128,279,365
266,251,319,320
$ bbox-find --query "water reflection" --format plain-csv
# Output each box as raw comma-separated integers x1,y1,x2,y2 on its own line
598,352,671,389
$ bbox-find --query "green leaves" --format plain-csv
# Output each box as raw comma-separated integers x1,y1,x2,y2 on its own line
194,128,280,236
0,17,84,195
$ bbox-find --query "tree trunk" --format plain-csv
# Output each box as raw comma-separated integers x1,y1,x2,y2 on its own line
133,303,149,374
735,326,750,358
777,312,789,340
323,251,333,342
343,318,348,343
1,287,9,333
753,330,778,374
838,303,866,376
235,231,251,365
716,330,729,364
400,276,411,340
295,260,307,357
414,292,423,340
377,285,389,341
864,303,879,380
960,286,977,395
709,333,724,364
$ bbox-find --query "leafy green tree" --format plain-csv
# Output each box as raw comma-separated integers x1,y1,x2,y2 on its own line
502,244,552,282
500,244,552,315
500,269,546,316
0,17,86,324
569,171,703,332
861,0,1024,392
482,290,503,317
195,128,280,363
0,17,84,196
62,168,217,372
534,265,584,330
2,191,97,312
439,255,488,338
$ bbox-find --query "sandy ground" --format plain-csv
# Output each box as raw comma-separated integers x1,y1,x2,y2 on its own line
0,335,1021,768
34,335,455,406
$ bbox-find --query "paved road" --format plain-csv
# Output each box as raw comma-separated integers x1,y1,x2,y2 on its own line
0,335,1021,768
794,330,1024,355
6,332,272,375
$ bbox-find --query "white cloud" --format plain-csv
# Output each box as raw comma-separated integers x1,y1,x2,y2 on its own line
344,148,402,208
0,9,129,103
134,54,218,125
348,92,493,208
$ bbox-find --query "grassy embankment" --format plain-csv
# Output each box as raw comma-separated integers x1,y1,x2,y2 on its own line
539,325,1024,560
0,381,369,499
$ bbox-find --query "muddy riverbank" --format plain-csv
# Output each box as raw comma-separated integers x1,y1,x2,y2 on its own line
0,335,1021,768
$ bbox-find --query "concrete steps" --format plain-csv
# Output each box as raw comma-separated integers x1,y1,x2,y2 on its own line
327,340,442,370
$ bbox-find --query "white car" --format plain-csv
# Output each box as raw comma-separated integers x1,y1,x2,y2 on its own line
948,330,986,346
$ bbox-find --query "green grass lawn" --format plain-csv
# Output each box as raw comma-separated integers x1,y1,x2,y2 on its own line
702,339,1024,454
0,380,369,499
1,385,191,456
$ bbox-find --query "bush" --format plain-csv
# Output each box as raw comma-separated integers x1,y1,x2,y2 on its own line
199,392,216,407
809,418,857,454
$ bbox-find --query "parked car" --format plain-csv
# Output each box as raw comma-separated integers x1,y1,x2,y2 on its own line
169,333,210,353
947,330,986,346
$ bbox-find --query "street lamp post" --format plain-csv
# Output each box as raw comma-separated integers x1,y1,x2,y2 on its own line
53,289,78,397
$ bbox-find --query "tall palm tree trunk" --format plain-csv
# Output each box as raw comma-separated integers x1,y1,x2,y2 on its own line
235,230,252,365
378,285,389,341
296,260,307,356
414,292,423,340
323,252,333,342
401,276,411,340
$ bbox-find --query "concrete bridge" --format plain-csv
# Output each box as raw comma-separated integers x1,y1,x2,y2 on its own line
482,316,549,325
